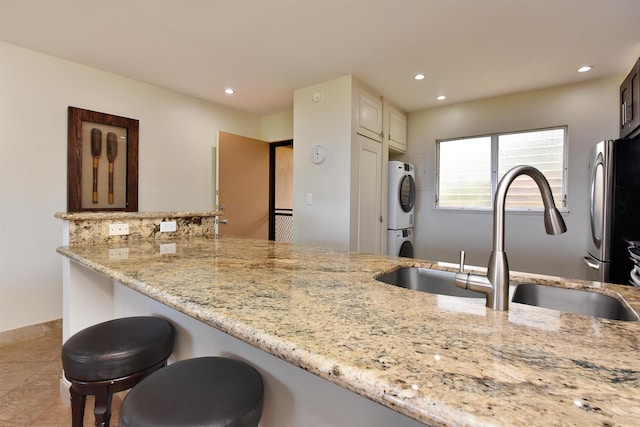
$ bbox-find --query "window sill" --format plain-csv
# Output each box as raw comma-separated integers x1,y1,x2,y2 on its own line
433,207,570,215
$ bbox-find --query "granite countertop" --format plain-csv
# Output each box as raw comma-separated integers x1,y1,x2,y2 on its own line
54,210,221,221
57,235,640,426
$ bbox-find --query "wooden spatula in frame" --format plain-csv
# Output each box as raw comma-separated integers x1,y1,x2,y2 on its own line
91,128,102,203
107,132,118,204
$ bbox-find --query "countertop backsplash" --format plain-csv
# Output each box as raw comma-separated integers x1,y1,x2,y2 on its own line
55,211,221,244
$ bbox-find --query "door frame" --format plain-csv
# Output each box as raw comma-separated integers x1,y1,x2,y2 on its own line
269,140,294,241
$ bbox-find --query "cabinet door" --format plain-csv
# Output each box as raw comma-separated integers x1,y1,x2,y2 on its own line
357,89,383,142
387,107,407,153
357,135,382,254
621,59,640,139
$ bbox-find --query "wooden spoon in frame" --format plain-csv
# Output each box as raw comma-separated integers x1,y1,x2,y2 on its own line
91,128,102,203
107,132,118,204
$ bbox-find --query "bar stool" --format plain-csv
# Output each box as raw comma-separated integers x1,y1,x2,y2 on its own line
119,357,264,427
61,316,175,427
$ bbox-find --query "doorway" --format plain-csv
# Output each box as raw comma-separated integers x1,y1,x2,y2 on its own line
270,141,294,242
217,132,293,241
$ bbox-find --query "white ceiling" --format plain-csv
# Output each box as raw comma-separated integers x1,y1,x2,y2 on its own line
1,0,640,116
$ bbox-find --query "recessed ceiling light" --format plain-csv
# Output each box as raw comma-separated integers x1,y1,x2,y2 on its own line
224,88,235,94
414,74,425,80
437,95,446,101
577,66,593,73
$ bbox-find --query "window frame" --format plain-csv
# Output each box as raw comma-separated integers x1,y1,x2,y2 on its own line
435,126,568,212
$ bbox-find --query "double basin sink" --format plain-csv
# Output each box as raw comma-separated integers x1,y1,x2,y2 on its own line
375,267,638,321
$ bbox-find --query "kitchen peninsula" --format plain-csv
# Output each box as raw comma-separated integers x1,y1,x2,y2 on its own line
56,212,640,427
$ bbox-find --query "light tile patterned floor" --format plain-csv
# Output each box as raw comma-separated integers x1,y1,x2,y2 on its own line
0,320,123,427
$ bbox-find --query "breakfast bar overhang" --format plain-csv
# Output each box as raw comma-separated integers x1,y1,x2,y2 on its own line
56,212,640,427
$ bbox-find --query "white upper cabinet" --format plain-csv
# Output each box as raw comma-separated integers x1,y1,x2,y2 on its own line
384,99,407,153
357,87,383,142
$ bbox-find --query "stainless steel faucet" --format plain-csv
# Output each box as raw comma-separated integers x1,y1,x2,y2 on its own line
454,165,567,310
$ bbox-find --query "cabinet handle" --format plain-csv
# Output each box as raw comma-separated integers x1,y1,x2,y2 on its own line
622,102,627,126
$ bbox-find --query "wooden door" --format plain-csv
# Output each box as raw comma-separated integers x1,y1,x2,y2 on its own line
218,131,270,239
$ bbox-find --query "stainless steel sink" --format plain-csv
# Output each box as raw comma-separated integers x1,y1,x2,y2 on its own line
511,283,638,321
375,267,484,298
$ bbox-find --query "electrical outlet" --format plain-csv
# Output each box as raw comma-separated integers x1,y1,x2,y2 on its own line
108,248,129,260
109,223,129,236
160,221,177,232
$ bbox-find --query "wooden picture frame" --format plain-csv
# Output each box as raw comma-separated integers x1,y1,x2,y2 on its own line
67,107,139,212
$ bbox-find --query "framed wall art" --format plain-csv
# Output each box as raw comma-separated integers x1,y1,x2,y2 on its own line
67,106,139,212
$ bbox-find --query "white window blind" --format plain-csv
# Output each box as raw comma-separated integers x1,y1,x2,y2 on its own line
438,137,491,208
498,129,565,209
436,127,566,210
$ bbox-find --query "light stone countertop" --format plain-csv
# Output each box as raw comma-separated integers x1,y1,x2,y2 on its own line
55,210,221,221
57,235,640,427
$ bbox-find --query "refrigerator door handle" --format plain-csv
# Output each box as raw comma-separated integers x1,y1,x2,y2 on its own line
589,152,604,249
583,255,601,270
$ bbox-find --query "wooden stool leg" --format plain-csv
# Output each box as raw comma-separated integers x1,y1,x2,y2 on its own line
69,386,86,427
93,391,113,427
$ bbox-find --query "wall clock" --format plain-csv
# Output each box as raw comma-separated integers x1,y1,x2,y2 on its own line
310,144,327,164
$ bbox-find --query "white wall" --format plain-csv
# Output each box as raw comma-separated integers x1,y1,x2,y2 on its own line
0,41,262,332
261,110,294,142
404,76,621,279
293,75,354,250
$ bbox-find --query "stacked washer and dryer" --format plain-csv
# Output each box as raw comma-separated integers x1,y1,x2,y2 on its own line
387,161,416,258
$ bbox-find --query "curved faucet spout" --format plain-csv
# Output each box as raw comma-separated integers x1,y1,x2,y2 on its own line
455,165,567,311
494,165,567,252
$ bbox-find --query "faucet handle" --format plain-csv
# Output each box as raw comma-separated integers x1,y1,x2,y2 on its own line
458,250,466,273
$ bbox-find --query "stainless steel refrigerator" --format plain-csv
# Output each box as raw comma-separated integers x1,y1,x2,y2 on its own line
584,138,640,284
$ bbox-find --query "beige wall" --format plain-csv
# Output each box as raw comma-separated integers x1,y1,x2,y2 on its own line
261,110,293,142
0,41,262,332
404,76,621,279
293,75,354,250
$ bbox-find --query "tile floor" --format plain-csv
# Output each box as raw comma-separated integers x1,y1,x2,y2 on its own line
0,320,123,427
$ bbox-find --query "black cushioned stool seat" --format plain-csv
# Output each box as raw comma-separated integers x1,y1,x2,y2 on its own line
61,316,175,427
119,357,264,427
